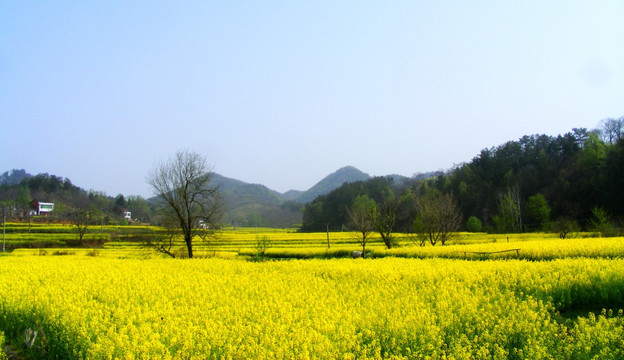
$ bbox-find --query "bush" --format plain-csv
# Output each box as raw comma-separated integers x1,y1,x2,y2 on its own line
0,331,7,360
254,235,272,261
589,207,618,238
553,218,580,239
466,216,483,232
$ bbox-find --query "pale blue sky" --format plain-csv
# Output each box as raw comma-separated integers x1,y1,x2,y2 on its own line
1,1,623,197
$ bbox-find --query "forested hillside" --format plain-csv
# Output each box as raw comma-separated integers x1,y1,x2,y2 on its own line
0,172,153,224
434,128,623,231
302,120,624,234
0,166,374,228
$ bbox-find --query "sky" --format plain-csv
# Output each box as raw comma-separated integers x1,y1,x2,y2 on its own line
1,1,623,198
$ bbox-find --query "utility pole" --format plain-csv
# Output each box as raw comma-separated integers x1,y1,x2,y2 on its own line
326,224,330,249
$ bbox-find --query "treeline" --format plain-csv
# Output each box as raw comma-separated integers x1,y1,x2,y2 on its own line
302,118,624,235
0,172,154,224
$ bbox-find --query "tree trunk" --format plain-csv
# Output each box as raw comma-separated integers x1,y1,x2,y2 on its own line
361,237,366,258
185,235,193,258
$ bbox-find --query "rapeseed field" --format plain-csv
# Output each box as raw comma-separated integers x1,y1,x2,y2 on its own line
0,255,623,359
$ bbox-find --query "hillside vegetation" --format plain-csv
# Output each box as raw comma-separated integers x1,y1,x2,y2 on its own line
302,124,624,235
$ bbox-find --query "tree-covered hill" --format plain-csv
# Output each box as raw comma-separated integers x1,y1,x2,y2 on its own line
435,127,624,231
210,174,302,228
208,167,376,227
301,119,624,234
0,166,377,228
294,166,371,204
0,171,154,224
0,169,30,186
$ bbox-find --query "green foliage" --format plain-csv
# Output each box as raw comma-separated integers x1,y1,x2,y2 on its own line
494,187,522,233
352,194,376,213
16,185,31,207
413,191,462,246
296,166,370,204
589,207,618,237
114,194,126,207
424,126,624,233
280,200,303,213
466,216,483,232
254,235,272,261
371,202,398,249
525,193,550,231
0,169,29,186
126,195,153,223
301,177,397,232
0,331,7,360
553,218,580,239
348,195,377,254
604,138,624,216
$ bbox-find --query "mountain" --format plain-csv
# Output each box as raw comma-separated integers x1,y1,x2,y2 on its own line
294,166,371,204
282,190,304,201
1,166,402,228
210,166,374,227
211,174,302,228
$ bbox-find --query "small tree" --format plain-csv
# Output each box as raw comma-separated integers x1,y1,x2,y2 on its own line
254,235,272,261
16,185,31,215
348,195,376,257
553,217,580,239
466,216,483,232
525,193,550,231
70,208,95,242
372,202,397,249
589,207,617,237
413,191,462,246
495,186,522,233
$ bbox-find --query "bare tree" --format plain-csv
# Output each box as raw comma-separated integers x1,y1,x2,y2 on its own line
413,191,462,246
142,217,183,258
600,117,624,145
147,150,223,258
348,195,376,257
69,208,95,242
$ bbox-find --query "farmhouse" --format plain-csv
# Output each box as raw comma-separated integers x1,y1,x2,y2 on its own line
30,199,55,216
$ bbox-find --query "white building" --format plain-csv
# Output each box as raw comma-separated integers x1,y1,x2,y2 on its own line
30,200,54,216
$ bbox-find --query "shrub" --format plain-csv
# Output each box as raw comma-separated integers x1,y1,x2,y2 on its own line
466,216,483,232
553,218,580,239
254,235,272,261
0,331,7,360
589,207,618,238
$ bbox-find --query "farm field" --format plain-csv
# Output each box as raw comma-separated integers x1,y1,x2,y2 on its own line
1,226,624,358
5,224,624,261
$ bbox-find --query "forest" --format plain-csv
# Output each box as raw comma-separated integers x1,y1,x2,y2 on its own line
302,119,624,235
0,171,152,225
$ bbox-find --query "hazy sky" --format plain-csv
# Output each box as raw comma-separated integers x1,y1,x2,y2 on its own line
1,1,623,197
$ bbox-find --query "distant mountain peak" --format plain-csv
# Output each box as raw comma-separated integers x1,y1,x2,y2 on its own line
294,166,370,203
